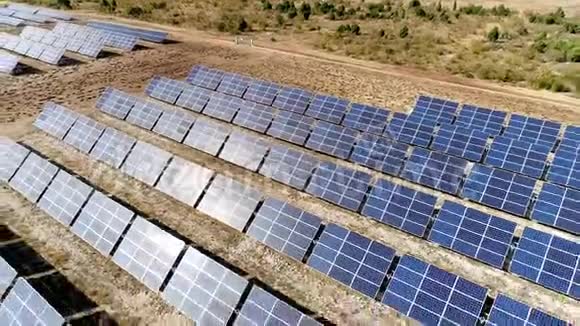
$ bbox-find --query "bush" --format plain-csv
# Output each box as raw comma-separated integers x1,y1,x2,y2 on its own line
487,26,499,42
217,14,250,34
399,25,409,38
55,0,71,9
414,7,426,17
126,6,146,17
99,0,116,13
300,3,312,20
408,0,421,8
150,1,167,10
336,24,361,35
276,14,285,27
276,0,294,13
288,6,298,19
564,23,579,34
261,0,272,10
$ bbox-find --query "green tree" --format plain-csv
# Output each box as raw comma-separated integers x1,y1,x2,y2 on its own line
300,3,312,20
487,26,500,42
399,25,409,38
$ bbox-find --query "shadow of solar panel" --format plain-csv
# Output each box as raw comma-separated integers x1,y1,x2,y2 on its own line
186,65,225,90
0,52,18,74
197,175,262,231
233,101,276,133
350,133,409,176
502,114,561,149
362,179,436,237
125,99,165,130
384,112,436,147
0,241,55,277
163,247,248,325
219,131,269,172
0,278,65,326
9,153,58,203
342,103,390,135
485,136,550,179
547,148,579,190
411,95,459,125
305,94,349,124
248,198,322,261
558,125,580,153
272,86,314,114
235,286,321,326
71,191,134,255
183,118,230,156
401,148,468,194
155,157,214,206
217,72,252,98
383,255,488,326
430,124,489,161
532,183,579,235
113,216,185,291
121,141,172,186
259,145,319,190
305,162,371,211
0,137,30,182
90,128,136,168
152,108,196,143
96,87,138,120
306,121,358,159
0,257,16,297
510,227,579,299
454,104,506,136
462,164,536,217
267,110,315,146
429,201,516,268
243,80,281,106
175,84,214,113
34,102,78,140
145,76,188,105
63,116,106,154
486,294,568,326
307,224,395,298
37,170,92,227
203,93,245,122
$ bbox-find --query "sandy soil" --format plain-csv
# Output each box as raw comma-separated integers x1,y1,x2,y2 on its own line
1,16,580,325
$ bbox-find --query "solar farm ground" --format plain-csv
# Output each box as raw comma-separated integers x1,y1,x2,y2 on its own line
1,15,579,325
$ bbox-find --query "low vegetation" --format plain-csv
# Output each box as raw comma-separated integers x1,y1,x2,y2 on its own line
18,0,580,94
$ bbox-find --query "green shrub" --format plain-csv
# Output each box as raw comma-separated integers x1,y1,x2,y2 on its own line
261,0,272,10
409,0,421,8
217,14,250,33
126,6,146,17
487,27,499,42
399,25,409,38
150,1,166,10
276,0,294,13
300,3,312,20
55,0,71,9
276,14,284,26
288,6,298,19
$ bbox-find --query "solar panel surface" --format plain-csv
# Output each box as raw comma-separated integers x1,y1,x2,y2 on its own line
183,118,230,156
362,179,437,237
125,99,165,130
155,157,214,207
219,131,269,171
121,141,172,186
267,110,315,146
259,145,319,190
384,112,436,147
429,201,516,268
203,92,245,122
485,136,550,179
0,256,16,297
349,133,409,176
63,116,106,154
502,114,561,148
90,128,136,168
306,121,358,159
113,216,185,291
145,76,187,105
272,86,313,114
454,104,506,135
383,255,488,326
307,223,395,298
510,227,579,299
34,102,78,139
342,103,390,135
175,84,213,113
558,125,580,153
0,137,30,182
233,101,276,133
305,94,349,124
243,80,281,106
531,182,579,235
486,294,568,326
217,72,252,98
0,51,18,74
248,198,322,261
410,95,459,125
96,87,138,120
547,149,579,190
152,108,196,143
9,153,58,203
430,124,489,161
186,65,225,90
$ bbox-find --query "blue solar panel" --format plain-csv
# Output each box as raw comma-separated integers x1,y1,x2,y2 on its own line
430,124,489,161
410,95,459,125
502,114,561,149
304,94,350,124
175,84,214,113
216,72,252,98
203,93,245,122
462,164,536,217
305,161,371,211
429,201,517,268
243,80,281,106
305,121,358,159
233,101,276,133
361,179,437,237
349,133,409,176
485,136,550,179
510,227,579,299
547,148,579,190
401,147,468,194
219,131,269,171
259,145,319,190
383,255,488,326
248,197,322,261
341,103,390,135
454,104,506,136
531,183,579,235
384,112,436,147
272,86,313,114
186,65,225,90
267,111,315,146
486,294,568,326
145,76,188,105
183,118,230,156
558,125,580,153
307,223,395,298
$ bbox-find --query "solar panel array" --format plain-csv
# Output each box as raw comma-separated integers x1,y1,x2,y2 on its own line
531,183,579,235
485,136,551,179
453,104,506,136
20,26,105,58
259,145,319,190
0,137,30,182
0,15,24,27
502,114,561,149
384,112,436,147
350,133,409,176
487,294,568,326
87,20,168,43
430,124,489,161
410,95,459,124
9,152,59,203
547,138,579,191
306,121,358,159
0,256,16,297
0,51,18,74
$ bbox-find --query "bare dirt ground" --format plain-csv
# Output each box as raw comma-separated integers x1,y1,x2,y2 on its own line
1,15,580,325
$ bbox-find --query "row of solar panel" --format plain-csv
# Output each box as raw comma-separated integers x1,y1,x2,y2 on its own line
0,7,54,24
0,32,65,65
20,26,105,58
132,80,580,236
87,20,168,43
0,50,18,74
52,22,138,51
4,3,73,21
180,65,579,191
33,103,580,304
0,13,24,27
1,137,322,326
0,233,115,325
